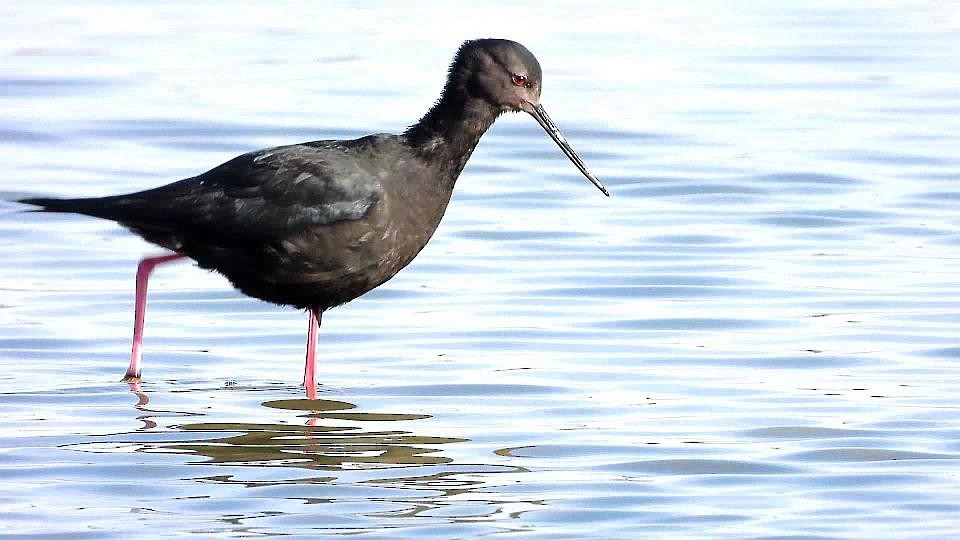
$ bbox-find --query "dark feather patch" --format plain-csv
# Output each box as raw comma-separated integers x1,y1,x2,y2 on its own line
20,138,384,243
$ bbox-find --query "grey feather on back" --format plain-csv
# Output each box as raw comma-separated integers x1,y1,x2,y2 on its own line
121,140,384,241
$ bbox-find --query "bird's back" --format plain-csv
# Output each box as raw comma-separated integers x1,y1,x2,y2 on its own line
20,134,455,310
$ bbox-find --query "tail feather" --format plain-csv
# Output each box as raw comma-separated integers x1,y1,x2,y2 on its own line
20,196,86,212
18,195,131,219
18,195,183,251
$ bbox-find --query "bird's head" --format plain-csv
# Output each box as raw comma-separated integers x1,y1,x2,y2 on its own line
450,39,544,113
448,39,608,196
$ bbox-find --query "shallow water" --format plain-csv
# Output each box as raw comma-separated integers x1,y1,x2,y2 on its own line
2,1,960,538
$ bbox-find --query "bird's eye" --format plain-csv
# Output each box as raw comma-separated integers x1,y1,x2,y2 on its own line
511,74,527,86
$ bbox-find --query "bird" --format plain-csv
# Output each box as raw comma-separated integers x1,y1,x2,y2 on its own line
18,38,609,392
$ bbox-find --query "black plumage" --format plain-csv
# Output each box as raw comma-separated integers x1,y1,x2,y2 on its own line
19,39,607,387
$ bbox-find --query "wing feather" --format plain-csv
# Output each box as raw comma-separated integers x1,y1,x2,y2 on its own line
43,140,385,245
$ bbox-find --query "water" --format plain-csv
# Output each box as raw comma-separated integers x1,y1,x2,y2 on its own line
2,1,960,538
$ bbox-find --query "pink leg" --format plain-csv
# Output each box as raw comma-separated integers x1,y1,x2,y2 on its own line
123,253,187,381
303,308,321,397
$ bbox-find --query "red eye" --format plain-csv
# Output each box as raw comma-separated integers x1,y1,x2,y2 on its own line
511,73,527,86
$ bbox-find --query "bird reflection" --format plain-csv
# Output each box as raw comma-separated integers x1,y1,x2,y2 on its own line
126,390,465,469
127,380,149,407
130,375,326,402
172,419,461,469
104,383,534,527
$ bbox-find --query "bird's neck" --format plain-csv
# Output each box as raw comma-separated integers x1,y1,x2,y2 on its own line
404,92,500,185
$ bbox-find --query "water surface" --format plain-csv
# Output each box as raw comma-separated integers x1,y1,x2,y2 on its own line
2,2,960,538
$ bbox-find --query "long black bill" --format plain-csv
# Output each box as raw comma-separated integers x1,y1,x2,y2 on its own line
524,102,610,196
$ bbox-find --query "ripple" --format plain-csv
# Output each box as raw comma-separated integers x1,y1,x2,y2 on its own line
601,458,798,475
744,426,878,439
785,448,959,463
915,346,960,359
590,317,780,331
0,76,118,97
371,384,568,397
